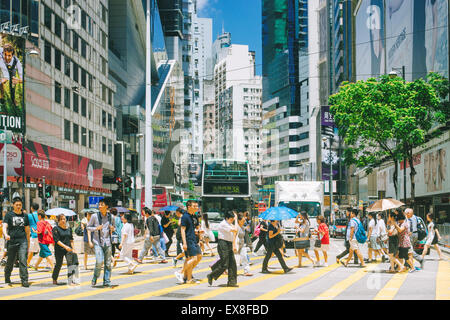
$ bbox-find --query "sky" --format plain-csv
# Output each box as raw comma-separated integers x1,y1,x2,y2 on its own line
197,0,262,76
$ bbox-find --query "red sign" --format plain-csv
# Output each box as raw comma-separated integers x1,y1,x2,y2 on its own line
0,138,102,188
400,154,422,170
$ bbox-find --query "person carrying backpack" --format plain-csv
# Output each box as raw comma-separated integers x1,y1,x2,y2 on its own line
405,208,425,270
86,197,116,287
341,209,366,268
33,210,54,271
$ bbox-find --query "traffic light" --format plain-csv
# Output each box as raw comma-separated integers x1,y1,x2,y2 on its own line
45,185,52,198
38,183,44,198
123,176,132,194
114,177,123,200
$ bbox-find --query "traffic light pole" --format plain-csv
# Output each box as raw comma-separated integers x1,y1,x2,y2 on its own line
43,176,46,210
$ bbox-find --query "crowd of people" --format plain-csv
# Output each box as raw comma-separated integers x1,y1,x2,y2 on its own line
0,197,446,289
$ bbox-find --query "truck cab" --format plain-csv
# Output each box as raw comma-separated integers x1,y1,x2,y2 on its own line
275,181,324,247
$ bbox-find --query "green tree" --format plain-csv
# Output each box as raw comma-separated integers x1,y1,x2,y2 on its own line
330,73,447,203
329,76,404,198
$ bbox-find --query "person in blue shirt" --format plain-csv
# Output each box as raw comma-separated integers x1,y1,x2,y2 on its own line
27,203,40,267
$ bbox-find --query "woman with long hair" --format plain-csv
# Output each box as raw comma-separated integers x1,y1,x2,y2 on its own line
293,211,316,267
421,213,444,260
386,211,406,273
201,213,215,256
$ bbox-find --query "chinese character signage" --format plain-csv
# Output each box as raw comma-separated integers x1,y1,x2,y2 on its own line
0,33,25,132
321,106,335,126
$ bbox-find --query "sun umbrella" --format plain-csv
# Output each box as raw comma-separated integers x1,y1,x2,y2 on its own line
113,207,129,213
81,208,99,214
45,208,77,217
258,206,298,221
159,205,179,212
366,199,405,212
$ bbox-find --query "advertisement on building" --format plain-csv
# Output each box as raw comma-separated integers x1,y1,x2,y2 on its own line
376,140,450,200
0,139,103,188
356,0,386,80
0,33,25,132
189,153,203,186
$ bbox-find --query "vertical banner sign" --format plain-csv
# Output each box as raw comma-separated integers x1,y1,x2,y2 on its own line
321,106,335,126
0,33,25,133
189,154,203,187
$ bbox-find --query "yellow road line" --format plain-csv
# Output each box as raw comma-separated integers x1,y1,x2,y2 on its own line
314,263,381,300
123,256,297,300
254,263,340,300
373,271,408,300
436,260,450,300
189,258,313,300
0,256,217,300
57,256,267,300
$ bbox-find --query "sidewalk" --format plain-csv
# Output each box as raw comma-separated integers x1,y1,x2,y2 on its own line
437,243,450,256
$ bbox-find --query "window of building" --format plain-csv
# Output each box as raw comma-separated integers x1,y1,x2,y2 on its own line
44,40,51,64
73,92,79,113
108,139,112,155
72,32,78,52
73,62,78,83
108,89,112,105
65,57,71,77
81,68,87,88
81,39,87,58
88,130,93,148
73,123,79,144
55,82,61,104
102,110,106,127
64,22,70,45
81,127,87,146
88,102,92,120
81,97,87,117
88,74,93,92
101,3,107,23
102,136,107,153
81,9,87,30
64,87,70,109
55,15,62,38
54,48,61,70
108,113,112,130
44,5,52,30
64,120,71,141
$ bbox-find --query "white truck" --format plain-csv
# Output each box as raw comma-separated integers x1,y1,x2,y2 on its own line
275,181,324,247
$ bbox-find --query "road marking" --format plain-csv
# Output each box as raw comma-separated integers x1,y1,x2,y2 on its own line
189,258,313,300
314,263,381,300
123,256,297,300
254,263,340,300
0,256,218,300
436,260,450,300
55,256,266,300
373,271,408,300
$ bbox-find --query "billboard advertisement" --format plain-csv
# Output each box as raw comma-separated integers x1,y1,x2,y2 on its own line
0,33,25,132
357,0,449,80
0,138,103,188
356,0,386,80
189,153,203,187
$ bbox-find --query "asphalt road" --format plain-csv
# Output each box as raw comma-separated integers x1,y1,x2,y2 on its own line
0,238,448,300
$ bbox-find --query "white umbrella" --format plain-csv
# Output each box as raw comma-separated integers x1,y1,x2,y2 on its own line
366,199,405,212
45,208,77,217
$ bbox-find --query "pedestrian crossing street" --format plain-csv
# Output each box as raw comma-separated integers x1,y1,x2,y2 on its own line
0,242,448,300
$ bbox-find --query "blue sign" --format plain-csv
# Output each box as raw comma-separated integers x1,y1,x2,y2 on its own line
88,196,104,208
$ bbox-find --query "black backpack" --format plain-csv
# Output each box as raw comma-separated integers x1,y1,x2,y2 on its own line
416,216,427,241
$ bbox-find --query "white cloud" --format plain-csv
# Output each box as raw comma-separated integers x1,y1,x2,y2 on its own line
197,0,218,15
197,0,209,11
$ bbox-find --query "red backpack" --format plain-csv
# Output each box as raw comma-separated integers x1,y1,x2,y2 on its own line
38,221,54,244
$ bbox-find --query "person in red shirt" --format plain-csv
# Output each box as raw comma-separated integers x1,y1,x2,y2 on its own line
33,210,54,271
313,216,330,267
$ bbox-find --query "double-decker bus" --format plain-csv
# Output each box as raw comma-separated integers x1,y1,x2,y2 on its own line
152,186,183,210
201,159,252,215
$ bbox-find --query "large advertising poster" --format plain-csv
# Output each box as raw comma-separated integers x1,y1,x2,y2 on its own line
0,33,25,132
386,0,413,80
412,0,449,79
0,139,103,188
356,0,386,80
189,153,203,187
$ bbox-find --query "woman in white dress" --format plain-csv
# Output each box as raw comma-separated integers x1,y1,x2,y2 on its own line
421,213,444,260
115,213,138,274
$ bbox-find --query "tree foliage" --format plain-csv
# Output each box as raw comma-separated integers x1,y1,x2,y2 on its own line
329,73,447,200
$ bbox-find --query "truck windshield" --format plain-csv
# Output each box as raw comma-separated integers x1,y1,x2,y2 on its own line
278,201,321,217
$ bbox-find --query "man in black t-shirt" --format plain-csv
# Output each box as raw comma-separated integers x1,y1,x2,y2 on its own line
161,211,174,257
2,197,30,287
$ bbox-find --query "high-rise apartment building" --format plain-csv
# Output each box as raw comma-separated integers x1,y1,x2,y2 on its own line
214,43,262,187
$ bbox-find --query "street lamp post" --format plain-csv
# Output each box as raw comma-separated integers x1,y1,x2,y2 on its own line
390,66,406,203
144,0,153,209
